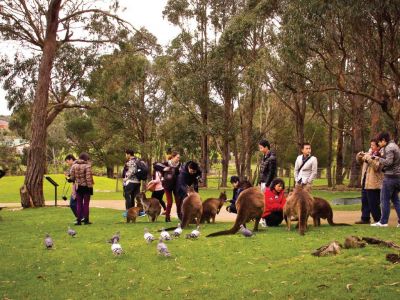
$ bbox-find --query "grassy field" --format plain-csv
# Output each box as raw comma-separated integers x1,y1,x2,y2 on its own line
0,175,361,211
0,207,399,299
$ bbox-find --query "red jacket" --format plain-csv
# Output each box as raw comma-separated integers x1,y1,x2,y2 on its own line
262,188,286,218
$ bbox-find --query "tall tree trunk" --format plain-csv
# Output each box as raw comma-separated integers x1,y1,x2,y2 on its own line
106,166,114,179
21,0,62,208
327,96,333,187
335,101,345,185
349,96,364,188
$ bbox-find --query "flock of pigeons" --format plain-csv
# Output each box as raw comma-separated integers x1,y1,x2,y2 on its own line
43,222,254,257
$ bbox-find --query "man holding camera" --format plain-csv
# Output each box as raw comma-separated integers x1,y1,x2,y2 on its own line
294,142,318,191
65,154,78,219
371,132,400,227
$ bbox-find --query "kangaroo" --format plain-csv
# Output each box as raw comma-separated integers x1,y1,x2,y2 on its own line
207,187,264,237
283,185,313,235
126,207,141,223
136,192,162,222
312,197,351,227
201,191,227,224
181,186,203,228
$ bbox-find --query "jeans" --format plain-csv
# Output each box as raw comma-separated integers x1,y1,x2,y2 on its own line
70,195,77,218
379,176,400,224
361,189,381,222
123,182,141,210
76,192,90,220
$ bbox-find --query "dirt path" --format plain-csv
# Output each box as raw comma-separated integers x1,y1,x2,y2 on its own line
1,200,399,226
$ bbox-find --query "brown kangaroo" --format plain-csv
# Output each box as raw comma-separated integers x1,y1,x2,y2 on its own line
283,185,313,235
201,191,227,224
136,192,162,222
312,197,351,227
126,207,141,223
207,187,264,237
181,186,203,228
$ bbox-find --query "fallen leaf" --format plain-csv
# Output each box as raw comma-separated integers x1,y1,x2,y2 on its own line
385,282,399,286
346,284,352,291
317,284,329,289
252,289,263,293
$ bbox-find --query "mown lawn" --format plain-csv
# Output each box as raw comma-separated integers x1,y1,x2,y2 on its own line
0,207,399,299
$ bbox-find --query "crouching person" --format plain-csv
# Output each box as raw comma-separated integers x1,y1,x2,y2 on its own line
262,178,286,226
226,176,252,214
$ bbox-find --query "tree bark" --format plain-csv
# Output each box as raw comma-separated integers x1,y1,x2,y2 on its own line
335,101,345,185
327,96,333,187
21,0,62,208
106,166,114,178
348,96,364,188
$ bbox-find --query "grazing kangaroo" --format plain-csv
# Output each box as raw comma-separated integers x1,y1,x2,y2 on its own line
207,187,264,237
201,191,227,224
283,185,313,235
181,186,203,228
136,192,161,222
312,197,351,227
126,207,141,223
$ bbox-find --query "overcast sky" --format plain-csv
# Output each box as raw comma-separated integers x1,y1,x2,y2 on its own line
0,0,179,116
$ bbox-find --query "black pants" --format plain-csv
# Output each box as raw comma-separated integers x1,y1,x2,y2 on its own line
361,188,381,222
152,190,166,210
264,210,284,226
123,182,141,210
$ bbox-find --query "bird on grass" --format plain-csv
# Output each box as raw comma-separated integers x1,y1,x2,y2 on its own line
186,226,200,239
108,231,120,244
160,228,171,241
173,223,183,237
157,238,171,257
239,224,253,237
67,226,77,237
111,240,123,256
144,228,155,244
44,233,54,249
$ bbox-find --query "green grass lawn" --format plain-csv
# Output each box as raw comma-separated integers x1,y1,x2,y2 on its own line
0,207,399,299
0,175,361,211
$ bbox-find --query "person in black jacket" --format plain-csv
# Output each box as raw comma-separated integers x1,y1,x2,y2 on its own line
153,151,181,222
226,176,252,214
258,139,277,192
174,161,202,221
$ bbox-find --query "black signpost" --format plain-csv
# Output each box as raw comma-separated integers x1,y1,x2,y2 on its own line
45,176,59,206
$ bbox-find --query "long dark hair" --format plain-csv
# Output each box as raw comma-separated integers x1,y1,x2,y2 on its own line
269,178,285,192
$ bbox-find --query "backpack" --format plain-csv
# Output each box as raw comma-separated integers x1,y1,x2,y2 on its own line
135,160,148,181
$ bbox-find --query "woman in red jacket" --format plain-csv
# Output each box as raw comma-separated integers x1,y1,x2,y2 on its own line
262,178,286,226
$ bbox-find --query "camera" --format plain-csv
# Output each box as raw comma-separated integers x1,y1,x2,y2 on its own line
62,195,68,201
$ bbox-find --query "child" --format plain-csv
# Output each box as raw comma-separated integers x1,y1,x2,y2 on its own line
262,178,286,227
226,176,252,214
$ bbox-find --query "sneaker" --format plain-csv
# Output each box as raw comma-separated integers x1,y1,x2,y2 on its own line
122,211,127,218
165,216,171,222
161,211,166,215
371,222,388,227
139,211,146,217
355,220,370,224
260,219,267,228
397,224,400,228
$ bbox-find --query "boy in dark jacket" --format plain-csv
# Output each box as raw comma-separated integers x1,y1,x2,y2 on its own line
174,161,202,220
226,176,252,214
258,139,277,192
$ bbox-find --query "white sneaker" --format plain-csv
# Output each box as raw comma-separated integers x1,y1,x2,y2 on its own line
370,222,388,227
397,224,400,228
260,219,267,228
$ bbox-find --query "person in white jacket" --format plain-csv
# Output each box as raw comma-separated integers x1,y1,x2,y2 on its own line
294,143,318,191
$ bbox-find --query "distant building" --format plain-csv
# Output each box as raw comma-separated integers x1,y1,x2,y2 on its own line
0,120,8,130
0,137,29,155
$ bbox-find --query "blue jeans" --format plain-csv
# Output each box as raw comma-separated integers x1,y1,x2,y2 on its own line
70,196,77,218
379,176,400,224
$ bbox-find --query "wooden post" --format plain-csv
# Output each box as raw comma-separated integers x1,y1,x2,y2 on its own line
115,165,119,193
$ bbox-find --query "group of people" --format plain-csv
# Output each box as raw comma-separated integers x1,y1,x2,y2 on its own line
356,132,400,227
63,130,400,228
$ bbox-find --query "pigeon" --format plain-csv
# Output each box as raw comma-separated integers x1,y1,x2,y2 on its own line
160,228,171,241
239,224,253,237
44,233,53,249
157,238,171,257
108,231,120,244
186,226,200,239
173,223,183,237
111,241,123,256
144,228,155,243
67,226,77,237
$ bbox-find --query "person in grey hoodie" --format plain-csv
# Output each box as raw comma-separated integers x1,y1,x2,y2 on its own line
294,142,318,191
371,132,400,227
